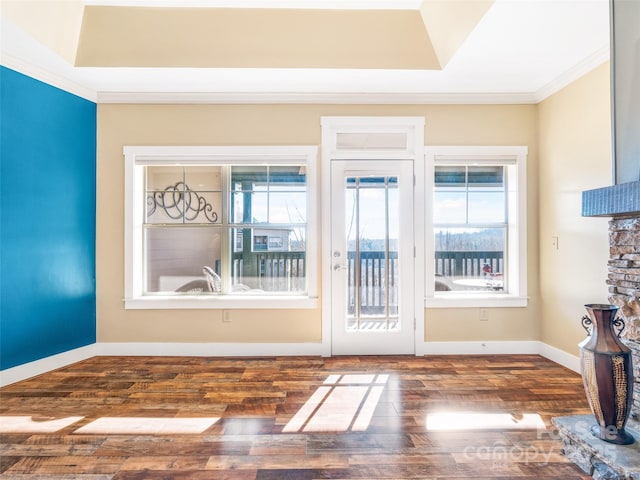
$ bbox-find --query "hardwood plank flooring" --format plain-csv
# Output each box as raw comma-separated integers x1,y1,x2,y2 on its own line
0,355,593,479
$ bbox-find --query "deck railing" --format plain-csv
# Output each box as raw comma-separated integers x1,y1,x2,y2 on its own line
233,250,504,300
435,251,503,278
347,251,398,315
233,251,306,291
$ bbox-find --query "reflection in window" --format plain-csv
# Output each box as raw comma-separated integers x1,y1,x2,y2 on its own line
231,227,306,293
231,165,306,225
146,226,222,293
142,164,307,295
146,166,223,224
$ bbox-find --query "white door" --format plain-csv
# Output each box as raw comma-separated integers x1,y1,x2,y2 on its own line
330,160,415,354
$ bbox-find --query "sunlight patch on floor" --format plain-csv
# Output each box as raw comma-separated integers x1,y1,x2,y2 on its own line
425,412,546,431
0,415,84,433
283,373,388,433
74,417,220,434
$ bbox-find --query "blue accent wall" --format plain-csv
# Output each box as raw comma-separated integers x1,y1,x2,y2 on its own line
1,67,96,370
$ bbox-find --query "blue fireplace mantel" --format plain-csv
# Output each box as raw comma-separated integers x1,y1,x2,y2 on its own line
582,181,640,217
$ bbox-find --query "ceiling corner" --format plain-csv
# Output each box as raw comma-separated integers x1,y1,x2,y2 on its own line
419,0,494,69
2,0,85,66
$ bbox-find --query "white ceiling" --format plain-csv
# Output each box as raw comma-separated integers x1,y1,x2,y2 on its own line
0,0,610,104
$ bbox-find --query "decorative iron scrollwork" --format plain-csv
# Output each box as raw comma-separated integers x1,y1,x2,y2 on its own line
582,315,593,336
147,182,218,223
581,313,627,338
613,314,626,338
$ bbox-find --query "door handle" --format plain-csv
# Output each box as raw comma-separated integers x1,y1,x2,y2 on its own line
333,264,348,271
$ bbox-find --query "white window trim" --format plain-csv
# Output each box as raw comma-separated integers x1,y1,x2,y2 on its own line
123,145,319,310
424,145,528,308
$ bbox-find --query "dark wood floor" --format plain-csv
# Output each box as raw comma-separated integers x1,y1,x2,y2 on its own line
0,355,592,479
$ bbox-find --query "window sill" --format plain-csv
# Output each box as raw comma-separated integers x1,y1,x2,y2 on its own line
124,295,319,310
425,293,528,308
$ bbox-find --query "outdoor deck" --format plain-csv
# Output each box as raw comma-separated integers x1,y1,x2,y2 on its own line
233,250,504,307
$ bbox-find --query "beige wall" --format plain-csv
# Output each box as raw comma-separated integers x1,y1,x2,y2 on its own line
423,106,541,342
97,103,538,344
77,7,438,70
538,62,612,356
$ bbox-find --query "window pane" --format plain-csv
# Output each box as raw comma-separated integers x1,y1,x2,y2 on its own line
145,167,222,224
336,132,407,150
468,166,505,223
269,191,306,223
146,187,222,224
145,167,184,224
435,166,466,186
358,186,387,251
145,227,222,294
434,227,505,292
230,227,306,293
270,166,307,223
231,166,267,224
269,165,306,184
345,176,399,322
184,166,222,191
434,166,466,224
387,184,399,316
249,192,268,223
468,191,505,223
146,166,183,192
434,190,467,224
231,191,245,223
141,161,310,298
231,191,268,224
231,166,268,187
387,179,399,242
231,165,307,225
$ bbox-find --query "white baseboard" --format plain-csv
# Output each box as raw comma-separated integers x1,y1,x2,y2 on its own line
1,340,579,386
538,342,581,373
0,344,98,387
422,340,581,373
422,340,541,355
95,342,328,358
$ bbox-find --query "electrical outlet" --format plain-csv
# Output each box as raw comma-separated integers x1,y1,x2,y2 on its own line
223,310,232,323
479,309,489,321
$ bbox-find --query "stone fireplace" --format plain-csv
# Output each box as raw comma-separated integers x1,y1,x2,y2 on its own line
609,216,640,423
552,0,640,477
553,211,640,479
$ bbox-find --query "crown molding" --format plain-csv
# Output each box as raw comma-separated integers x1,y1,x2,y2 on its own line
1,3,608,107
82,0,422,9
2,43,606,107
1,53,98,103
0,51,541,104
0,48,540,105
534,45,610,103
96,91,538,105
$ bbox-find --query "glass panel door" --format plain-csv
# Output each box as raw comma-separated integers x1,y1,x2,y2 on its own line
345,175,399,331
331,160,414,354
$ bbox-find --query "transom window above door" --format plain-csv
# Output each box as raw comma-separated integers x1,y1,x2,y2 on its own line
124,146,318,310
